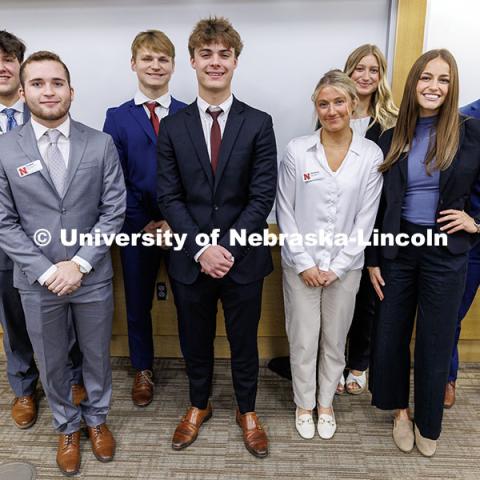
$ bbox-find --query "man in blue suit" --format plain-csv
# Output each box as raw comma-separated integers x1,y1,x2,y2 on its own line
103,30,186,407
158,17,277,457
0,31,84,430
444,98,480,408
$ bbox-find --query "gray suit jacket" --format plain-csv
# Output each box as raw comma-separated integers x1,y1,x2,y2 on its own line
0,118,126,289
0,106,30,271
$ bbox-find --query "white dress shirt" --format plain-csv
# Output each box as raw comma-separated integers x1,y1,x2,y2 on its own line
0,99,25,134
31,117,92,285
193,94,234,262
197,94,233,159
276,130,383,279
134,90,171,121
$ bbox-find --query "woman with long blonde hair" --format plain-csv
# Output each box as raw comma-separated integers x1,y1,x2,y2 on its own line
367,49,480,456
338,44,398,395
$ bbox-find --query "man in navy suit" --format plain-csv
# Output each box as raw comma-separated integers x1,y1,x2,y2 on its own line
103,30,186,407
0,31,84,430
157,17,277,457
444,98,480,408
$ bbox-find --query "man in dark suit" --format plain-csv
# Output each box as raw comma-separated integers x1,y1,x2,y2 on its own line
103,30,186,407
157,17,277,458
444,99,480,408
0,31,84,431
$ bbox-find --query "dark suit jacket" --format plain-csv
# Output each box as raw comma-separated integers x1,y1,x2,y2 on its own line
0,105,30,271
157,97,277,285
103,96,187,233
366,116,480,266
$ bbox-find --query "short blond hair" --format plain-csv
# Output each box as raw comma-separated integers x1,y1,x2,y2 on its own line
131,30,175,60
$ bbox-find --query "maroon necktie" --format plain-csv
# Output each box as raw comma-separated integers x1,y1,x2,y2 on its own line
145,102,160,136
208,109,223,173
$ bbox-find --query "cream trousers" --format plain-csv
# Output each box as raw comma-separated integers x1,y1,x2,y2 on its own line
283,266,362,409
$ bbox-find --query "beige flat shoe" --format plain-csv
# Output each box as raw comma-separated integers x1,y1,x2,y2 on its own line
414,425,437,457
392,416,414,453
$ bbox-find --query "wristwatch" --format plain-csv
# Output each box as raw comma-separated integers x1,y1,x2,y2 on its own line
474,217,480,234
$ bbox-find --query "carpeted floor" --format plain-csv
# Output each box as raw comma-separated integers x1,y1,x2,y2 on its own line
0,356,478,479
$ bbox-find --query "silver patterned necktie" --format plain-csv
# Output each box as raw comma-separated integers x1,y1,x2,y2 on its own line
45,129,67,195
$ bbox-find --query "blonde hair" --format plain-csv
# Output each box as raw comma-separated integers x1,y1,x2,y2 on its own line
131,30,175,60
380,49,460,173
344,44,398,131
312,70,358,128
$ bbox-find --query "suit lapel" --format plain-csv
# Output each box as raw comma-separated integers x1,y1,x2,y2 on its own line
62,119,88,197
398,152,408,185
129,101,157,143
214,98,244,192
440,119,465,192
185,102,214,188
17,121,57,193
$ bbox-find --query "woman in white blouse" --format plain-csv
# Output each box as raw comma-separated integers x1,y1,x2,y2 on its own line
276,70,383,439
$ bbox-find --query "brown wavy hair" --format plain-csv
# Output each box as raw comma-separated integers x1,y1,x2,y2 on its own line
379,49,460,173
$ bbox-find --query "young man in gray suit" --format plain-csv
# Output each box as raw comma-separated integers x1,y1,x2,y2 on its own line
0,30,84,431
0,51,126,476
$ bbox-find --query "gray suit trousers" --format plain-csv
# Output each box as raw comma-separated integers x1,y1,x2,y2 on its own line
0,269,38,396
1,269,83,397
20,281,113,433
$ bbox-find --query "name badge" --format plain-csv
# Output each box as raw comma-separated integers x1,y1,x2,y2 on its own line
303,171,322,183
17,160,43,177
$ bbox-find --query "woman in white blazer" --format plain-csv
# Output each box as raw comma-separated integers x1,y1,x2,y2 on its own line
276,70,383,439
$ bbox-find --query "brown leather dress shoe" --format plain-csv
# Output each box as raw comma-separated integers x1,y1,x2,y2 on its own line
87,423,115,462
171,404,212,450
132,369,154,407
72,384,87,407
56,431,81,476
444,380,456,409
12,395,37,429
236,410,269,458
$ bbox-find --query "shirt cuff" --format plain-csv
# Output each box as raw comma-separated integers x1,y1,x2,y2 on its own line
72,256,92,274
38,265,58,286
194,245,211,262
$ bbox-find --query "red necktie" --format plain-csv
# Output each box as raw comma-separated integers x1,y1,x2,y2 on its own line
208,109,222,173
145,102,160,136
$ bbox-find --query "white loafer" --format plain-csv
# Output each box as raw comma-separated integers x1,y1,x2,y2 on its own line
295,408,315,439
317,412,336,439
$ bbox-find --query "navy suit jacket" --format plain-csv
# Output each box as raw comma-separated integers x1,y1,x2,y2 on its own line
461,99,480,119
157,97,277,285
365,116,480,267
0,105,30,271
103,96,187,233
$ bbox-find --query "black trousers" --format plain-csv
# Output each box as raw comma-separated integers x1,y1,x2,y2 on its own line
346,267,377,371
370,221,468,440
170,274,263,414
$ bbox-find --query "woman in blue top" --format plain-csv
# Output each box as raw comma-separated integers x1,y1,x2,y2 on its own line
367,49,480,457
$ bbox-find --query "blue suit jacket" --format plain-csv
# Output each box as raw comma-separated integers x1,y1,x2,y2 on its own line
461,99,480,259
0,105,30,271
461,99,480,119
157,97,277,285
103,96,187,233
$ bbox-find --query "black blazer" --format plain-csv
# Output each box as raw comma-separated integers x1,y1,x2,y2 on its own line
366,116,480,266
157,97,277,285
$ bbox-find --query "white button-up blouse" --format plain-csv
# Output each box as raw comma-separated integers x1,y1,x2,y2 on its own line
276,130,383,279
